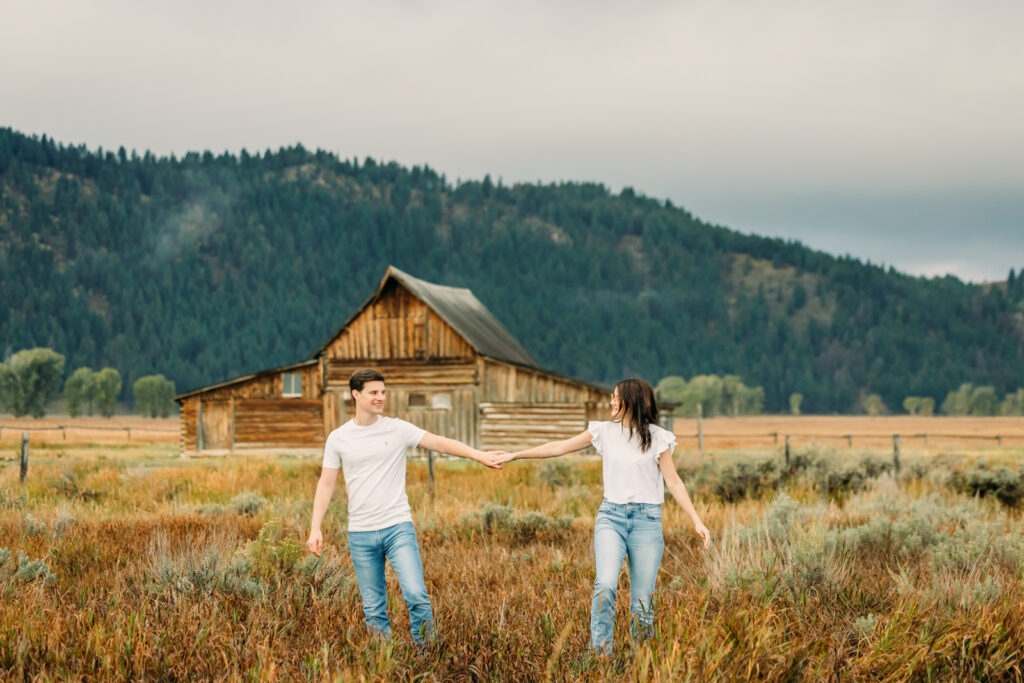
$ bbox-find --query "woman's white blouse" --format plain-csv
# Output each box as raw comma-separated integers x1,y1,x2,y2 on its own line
588,420,677,504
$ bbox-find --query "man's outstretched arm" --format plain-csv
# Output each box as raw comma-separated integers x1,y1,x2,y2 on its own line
306,466,340,556
418,432,504,469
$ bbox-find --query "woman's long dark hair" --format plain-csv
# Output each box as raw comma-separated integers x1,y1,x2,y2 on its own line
614,378,659,451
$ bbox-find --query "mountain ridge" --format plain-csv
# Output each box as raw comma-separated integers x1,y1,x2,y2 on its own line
2,127,1021,412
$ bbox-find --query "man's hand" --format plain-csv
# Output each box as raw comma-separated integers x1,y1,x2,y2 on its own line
476,450,505,469
306,529,324,557
495,452,520,465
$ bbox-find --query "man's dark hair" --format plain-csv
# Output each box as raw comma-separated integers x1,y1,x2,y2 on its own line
349,368,385,394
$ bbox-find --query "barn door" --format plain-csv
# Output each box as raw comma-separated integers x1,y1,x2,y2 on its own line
200,400,232,451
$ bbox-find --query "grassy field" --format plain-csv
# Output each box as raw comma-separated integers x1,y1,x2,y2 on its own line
1,441,1023,680
673,415,1024,450
0,416,179,445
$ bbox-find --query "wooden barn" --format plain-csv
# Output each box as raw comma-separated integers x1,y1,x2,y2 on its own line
175,266,608,456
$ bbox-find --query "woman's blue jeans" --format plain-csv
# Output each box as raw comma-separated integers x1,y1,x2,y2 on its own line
347,521,434,645
590,499,664,654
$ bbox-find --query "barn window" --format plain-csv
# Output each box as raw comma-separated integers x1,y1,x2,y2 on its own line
282,373,302,397
431,393,452,410
408,393,427,408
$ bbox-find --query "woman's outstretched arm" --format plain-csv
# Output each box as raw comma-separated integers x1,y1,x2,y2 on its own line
659,450,711,548
501,430,593,462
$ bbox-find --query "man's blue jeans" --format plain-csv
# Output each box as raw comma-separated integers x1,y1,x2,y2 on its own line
590,500,664,654
347,521,434,644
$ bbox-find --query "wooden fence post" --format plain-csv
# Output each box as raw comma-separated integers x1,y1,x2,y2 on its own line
20,432,29,483
784,435,791,467
997,435,1003,446
846,434,852,447
697,403,704,457
923,433,929,447
892,434,901,473
773,431,779,446
62,425,67,441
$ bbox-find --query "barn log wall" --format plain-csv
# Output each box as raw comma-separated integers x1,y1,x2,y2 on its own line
479,402,588,451
322,363,477,448
478,359,606,450
480,358,605,407
234,399,323,448
326,362,476,386
180,363,323,455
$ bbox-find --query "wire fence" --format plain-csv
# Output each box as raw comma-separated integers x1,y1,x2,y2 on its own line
673,431,1024,448
0,424,179,443
3,425,1022,449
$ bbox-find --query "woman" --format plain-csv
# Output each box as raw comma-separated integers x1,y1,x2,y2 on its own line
500,378,710,654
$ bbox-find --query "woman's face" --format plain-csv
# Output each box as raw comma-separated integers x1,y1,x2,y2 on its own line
609,389,622,418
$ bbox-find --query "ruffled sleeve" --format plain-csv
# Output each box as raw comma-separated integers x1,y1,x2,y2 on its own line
587,421,605,456
650,425,677,462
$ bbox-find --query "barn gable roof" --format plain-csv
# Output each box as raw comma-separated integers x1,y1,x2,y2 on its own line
314,266,541,368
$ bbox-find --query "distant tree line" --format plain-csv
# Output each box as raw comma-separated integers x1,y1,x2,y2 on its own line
2,127,1024,412
655,375,765,417
0,346,174,418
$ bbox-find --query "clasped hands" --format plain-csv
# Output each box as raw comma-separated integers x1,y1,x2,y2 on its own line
474,450,521,469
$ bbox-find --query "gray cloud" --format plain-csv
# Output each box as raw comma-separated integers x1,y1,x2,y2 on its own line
2,0,1022,280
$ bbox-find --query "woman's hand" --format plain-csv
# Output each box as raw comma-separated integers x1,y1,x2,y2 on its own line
475,450,506,469
306,528,324,557
693,520,711,549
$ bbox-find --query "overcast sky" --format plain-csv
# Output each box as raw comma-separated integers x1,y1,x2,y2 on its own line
3,1,1021,282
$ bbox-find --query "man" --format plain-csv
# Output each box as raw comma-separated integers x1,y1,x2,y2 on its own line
306,368,503,645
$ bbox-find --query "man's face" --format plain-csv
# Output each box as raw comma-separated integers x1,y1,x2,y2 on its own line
352,380,386,414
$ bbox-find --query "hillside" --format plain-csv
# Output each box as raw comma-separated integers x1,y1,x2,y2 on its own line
1,127,1022,412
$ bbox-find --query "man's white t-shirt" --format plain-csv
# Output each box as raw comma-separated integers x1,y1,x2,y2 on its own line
322,416,426,532
588,420,677,504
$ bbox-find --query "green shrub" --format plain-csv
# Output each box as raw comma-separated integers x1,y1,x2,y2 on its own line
230,492,268,516
22,514,47,537
537,460,573,488
17,552,56,584
151,537,266,599
0,547,11,579
950,465,1024,506
471,503,573,544
293,554,354,603
713,459,782,503
853,613,878,639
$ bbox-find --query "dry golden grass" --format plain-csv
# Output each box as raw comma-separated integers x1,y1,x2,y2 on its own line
674,415,1024,449
1,442,1023,680
0,416,179,445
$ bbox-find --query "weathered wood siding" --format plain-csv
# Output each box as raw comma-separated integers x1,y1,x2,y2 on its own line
326,361,476,386
323,359,478,446
480,359,605,408
324,281,475,361
234,399,323,449
181,364,323,455
180,397,199,452
477,358,606,450
200,400,232,450
479,402,588,451
188,365,320,402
